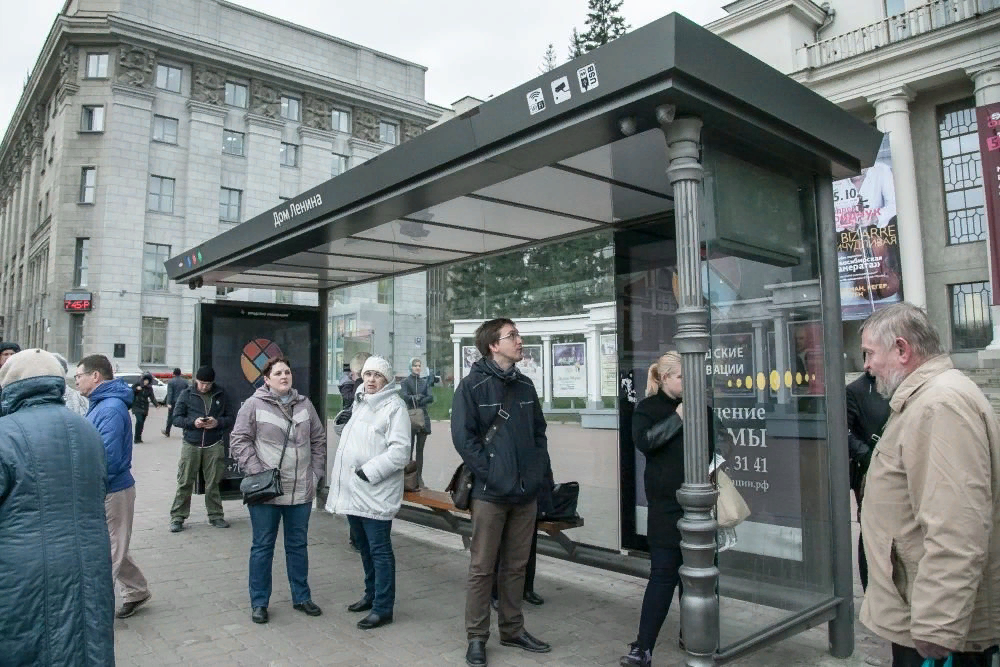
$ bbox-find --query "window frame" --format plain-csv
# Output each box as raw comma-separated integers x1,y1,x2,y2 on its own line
142,242,171,291
219,187,242,222
148,175,176,214
155,64,183,93
140,316,169,365
79,167,96,204
331,107,351,133
223,129,245,156
379,119,399,145
280,95,301,121
73,237,90,287
280,142,299,167
224,81,248,108
938,98,986,246
332,152,349,176
80,105,105,132
85,53,109,79
949,280,993,351
152,115,179,144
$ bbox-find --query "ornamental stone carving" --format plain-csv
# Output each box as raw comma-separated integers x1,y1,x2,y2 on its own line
57,45,79,100
116,44,157,88
302,93,333,131
191,65,226,105
353,106,378,143
250,79,280,118
402,120,425,143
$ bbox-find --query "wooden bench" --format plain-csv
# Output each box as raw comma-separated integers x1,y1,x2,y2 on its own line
402,488,584,557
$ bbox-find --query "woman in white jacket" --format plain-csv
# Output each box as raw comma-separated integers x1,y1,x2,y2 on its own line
325,355,410,630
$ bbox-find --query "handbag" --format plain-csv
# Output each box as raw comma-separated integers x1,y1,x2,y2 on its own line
240,419,293,505
715,469,751,528
447,382,517,510
403,461,420,492
541,482,580,522
407,403,427,434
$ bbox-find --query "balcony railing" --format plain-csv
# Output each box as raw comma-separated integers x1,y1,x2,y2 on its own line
797,0,1000,69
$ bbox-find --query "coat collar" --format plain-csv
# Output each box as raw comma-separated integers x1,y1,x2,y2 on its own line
889,354,954,413
355,381,400,409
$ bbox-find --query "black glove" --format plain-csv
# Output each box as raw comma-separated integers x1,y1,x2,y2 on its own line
355,468,369,483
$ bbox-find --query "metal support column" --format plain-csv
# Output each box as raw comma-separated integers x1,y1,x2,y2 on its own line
816,176,855,658
658,109,719,666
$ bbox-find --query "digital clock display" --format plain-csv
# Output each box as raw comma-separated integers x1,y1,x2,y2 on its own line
64,292,93,312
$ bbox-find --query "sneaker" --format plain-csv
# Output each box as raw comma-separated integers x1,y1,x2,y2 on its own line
209,518,230,528
620,642,651,667
169,520,184,533
116,594,151,619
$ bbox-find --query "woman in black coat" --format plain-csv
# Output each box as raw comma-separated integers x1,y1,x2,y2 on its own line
399,357,433,488
621,351,713,667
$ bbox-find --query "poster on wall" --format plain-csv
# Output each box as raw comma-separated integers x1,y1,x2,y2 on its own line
707,332,755,396
516,344,544,391
461,345,481,379
834,134,905,320
552,342,586,398
600,334,617,397
976,102,1000,303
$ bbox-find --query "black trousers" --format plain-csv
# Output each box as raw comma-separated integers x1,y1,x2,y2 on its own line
636,545,684,652
892,643,998,667
411,429,428,482
164,406,175,435
133,411,147,442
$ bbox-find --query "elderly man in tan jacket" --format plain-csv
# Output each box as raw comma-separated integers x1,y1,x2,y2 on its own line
859,303,1000,667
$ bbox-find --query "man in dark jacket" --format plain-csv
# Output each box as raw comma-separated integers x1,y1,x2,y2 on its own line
131,372,160,443
170,365,234,531
846,370,890,591
0,349,115,665
76,353,151,619
162,367,189,437
452,318,551,666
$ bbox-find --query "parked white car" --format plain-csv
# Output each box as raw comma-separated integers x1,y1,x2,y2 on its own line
115,371,169,404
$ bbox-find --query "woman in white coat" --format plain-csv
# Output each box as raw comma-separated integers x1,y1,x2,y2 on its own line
325,356,410,630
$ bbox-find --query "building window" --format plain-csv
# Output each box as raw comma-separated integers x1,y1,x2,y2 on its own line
49,135,55,161
950,281,993,350
223,130,245,156
220,187,242,222
141,317,168,365
332,153,349,176
280,95,300,121
379,120,398,145
79,167,96,203
332,107,351,133
884,0,905,15
69,314,84,364
152,115,178,144
142,242,171,291
85,53,108,78
74,238,90,286
280,142,298,166
44,191,49,218
148,175,175,213
377,277,393,305
939,100,986,245
81,105,105,132
225,81,248,108
155,64,182,93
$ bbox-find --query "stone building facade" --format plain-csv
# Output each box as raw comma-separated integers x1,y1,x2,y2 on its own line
0,0,442,372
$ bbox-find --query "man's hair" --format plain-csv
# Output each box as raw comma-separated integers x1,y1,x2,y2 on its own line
349,352,371,374
861,303,943,360
78,354,113,381
261,356,291,377
475,318,516,358
173,367,182,376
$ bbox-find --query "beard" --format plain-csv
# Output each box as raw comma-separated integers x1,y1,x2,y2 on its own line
875,366,907,399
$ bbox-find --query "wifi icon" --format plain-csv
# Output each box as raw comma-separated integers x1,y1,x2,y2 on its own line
526,88,547,115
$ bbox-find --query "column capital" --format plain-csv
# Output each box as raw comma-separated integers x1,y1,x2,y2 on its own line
966,62,1000,85
661,116,704,186
868,85,915,114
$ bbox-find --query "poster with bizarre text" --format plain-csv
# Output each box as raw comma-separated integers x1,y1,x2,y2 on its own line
552,342,587,398
461,345,481,379
516,344,544,391
600,333,618,397
835,134,904,320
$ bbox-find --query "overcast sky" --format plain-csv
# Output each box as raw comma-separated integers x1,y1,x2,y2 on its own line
0,0,727,138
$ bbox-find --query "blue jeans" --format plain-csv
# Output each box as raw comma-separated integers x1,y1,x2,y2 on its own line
248,502,312,608
637,546,684,652
347,515,395,616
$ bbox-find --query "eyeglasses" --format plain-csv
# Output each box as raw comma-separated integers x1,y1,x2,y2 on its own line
498,331,522,342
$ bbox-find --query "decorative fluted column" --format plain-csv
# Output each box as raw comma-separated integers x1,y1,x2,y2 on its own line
870,87,927,308
541,335,553,410
658,109,718,666
969,65,1000,351
452,337,461,388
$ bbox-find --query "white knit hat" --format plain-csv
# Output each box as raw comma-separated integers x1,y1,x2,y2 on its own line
361,355,393,382
0,348,66,387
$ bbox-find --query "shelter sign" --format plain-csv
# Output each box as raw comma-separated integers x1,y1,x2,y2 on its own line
977,103,1000,304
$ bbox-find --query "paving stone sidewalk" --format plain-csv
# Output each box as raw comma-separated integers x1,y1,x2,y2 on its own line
115,409,889,666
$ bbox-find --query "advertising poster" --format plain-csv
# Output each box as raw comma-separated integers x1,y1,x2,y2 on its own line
600,333,617,397
461,345,481,379
834,134,904,320
552,342,586,398
516,344,544,391
707,332,755,396
976,102,1000,303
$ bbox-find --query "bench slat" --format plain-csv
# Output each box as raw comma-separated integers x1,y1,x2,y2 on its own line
403,490,584,532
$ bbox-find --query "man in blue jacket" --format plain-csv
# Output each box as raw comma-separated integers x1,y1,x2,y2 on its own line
76,353,152,618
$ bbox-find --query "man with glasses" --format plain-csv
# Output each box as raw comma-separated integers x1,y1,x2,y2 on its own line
452,318,551,666
76,354,151,619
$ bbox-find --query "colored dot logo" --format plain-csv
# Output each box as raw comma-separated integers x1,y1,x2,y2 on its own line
241,339,284,386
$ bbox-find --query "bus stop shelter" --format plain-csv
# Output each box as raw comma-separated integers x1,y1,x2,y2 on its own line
168,13,882,665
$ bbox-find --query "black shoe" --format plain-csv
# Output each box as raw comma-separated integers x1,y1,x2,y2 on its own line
523,590,544,605
620,641,651,667
116,594,151,619
293,601,322,616
161,430,169,436
499,630,550,653
251,607,268,624
209,518,230,528
465,639,487,666
348,597,373,613
489,597,499,611
169,520,183,533
356,611,392,630
134,439,142,444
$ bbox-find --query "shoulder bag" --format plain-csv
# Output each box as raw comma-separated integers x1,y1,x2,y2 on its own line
447,381,516,511
715,469,751,528
240,418,293,505
407,393,428,434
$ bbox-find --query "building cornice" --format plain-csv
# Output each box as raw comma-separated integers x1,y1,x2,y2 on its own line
297,125,336,143
708,0,827,37
112,83,156,102
244,113,285,131
186,98,228,118
348,136,383,154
